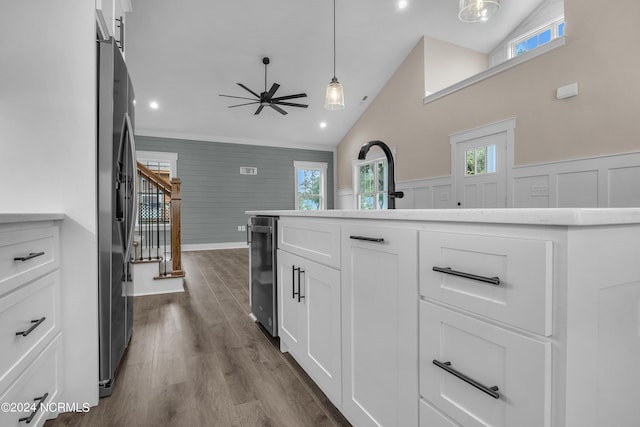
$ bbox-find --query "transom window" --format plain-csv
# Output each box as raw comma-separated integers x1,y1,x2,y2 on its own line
511,17,565,58
294,161,327,210
465,145,496,176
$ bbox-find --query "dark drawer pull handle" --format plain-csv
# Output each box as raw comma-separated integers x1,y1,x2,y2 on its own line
349,236,384,243
16,317,46,337
18,392,49,424
433,360,500,399
432,266,500,286
14,252,45,262
297,268,305,302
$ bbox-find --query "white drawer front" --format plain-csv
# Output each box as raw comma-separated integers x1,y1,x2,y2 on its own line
0,273,61,389
420,301,551,427
279,218,340,269
0,227,59,297
420,399,460,427
0,334,63,427
420,231,552,335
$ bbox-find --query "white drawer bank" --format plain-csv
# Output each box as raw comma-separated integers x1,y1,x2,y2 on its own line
248,208,640,427
0,215,64,427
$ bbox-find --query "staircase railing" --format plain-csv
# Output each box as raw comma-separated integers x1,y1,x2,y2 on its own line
135,161,184,277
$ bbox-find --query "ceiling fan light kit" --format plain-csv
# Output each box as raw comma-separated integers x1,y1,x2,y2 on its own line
325,0,345,110
459,0,501,23
219,57,308,116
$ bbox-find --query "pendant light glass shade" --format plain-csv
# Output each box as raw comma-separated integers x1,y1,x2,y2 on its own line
325,77,345,110
325,0,344,110
459,0,501,23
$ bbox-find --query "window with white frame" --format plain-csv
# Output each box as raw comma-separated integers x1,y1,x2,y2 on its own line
510,17,565,58
465,145,497,176
136,151,177,223
354,155,389,210
294,161,327,210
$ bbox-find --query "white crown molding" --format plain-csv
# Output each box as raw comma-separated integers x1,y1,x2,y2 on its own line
135,129,336,152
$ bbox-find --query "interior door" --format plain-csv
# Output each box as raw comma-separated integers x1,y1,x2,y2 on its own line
455,132,507,208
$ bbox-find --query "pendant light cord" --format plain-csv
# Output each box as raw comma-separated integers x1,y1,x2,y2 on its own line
333,0,336,79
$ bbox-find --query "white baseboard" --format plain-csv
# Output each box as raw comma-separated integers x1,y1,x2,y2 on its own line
182,241,248,252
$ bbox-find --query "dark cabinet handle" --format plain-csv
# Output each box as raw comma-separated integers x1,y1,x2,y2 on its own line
14,252,45,262
349,236,384,243
291,266,297,299
297,268,305,302
15,317,46,337
18,392,48,424
433,360,500,399
432,266,500,286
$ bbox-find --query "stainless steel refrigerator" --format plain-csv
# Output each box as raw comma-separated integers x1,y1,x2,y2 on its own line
97,37,137,397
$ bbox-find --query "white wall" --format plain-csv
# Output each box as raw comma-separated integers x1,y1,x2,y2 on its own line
0,1,99,407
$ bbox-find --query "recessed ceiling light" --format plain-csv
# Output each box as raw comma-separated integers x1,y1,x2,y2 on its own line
398,0,408,9
149,101,159,110
133,99,136,106
319,122,327,129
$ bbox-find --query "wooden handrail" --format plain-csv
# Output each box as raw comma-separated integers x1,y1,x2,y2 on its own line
137,161,172,195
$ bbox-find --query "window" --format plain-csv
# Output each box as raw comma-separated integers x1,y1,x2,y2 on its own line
136,151,177,223
510,17,565,58
294,161,327,210
465,145,496,176
352,148,394,210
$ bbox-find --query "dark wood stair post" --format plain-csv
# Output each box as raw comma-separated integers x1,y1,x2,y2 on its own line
170,178,185,277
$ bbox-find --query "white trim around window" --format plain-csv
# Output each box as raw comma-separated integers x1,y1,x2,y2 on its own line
294,161,327,210
136,150,178,177
352,147,397,210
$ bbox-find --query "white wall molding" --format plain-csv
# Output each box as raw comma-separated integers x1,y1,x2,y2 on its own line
136,128,335,152
512,151,640,208
338,151,640,210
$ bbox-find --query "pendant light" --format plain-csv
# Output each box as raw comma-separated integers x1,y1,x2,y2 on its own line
459,0,501,23
325,0,344,110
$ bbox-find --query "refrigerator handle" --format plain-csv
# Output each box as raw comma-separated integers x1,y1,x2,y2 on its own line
123,113,137,262
246,224,251,245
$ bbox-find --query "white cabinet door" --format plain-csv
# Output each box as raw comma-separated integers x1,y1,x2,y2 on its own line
277,249,342,404
278,250,305,354
341,224,418,427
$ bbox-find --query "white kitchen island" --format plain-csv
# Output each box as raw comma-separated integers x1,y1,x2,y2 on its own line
247,208,640,427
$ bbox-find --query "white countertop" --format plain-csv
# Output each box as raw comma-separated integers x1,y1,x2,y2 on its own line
245,208,640,226
0,213,65,224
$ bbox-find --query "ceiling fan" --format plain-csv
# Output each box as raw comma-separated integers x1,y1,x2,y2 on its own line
219,57,308,115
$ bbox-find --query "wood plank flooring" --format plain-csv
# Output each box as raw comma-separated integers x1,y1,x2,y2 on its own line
46,249,350,427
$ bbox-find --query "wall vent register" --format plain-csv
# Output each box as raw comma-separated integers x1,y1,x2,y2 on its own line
240,167,258,175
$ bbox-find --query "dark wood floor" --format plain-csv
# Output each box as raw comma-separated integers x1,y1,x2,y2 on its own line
47,249,350,427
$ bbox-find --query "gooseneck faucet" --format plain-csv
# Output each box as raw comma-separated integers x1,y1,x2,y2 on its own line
357,140,404,209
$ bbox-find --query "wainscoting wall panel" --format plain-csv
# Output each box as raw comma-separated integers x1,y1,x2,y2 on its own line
337,152,640,210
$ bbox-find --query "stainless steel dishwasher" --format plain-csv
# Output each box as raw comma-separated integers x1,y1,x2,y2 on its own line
248,216,278,336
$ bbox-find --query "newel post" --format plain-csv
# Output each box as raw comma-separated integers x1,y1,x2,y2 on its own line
170,178,184,276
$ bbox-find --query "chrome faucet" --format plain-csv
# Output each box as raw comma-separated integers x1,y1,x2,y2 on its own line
357,140,404,209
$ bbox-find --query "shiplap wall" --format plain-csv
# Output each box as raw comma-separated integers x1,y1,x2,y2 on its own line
135,135,334,248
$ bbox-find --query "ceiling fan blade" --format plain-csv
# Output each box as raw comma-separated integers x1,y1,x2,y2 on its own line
273,101,308,108
266,83,280,100
237,83,261,98
219,94,259,101
254,105,265,115
228,101,260,108
270,104,288,115
271,93,307,102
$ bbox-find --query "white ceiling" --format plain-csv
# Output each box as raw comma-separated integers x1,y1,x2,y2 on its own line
126,0,546,150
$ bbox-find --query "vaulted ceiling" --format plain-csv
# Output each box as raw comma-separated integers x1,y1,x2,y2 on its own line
126,0,546,149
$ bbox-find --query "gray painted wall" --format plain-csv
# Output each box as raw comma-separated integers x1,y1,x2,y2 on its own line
135,135,334,245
